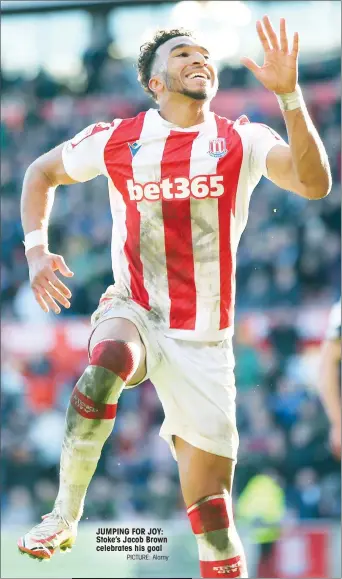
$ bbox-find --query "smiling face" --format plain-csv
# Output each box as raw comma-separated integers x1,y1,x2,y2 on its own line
149,36,218,102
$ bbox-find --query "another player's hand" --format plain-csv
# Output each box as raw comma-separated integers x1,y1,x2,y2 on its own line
330,422,341,460
240,16,299,94
26,247,74,314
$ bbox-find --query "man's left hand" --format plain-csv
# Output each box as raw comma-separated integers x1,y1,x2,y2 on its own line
240,16,299,95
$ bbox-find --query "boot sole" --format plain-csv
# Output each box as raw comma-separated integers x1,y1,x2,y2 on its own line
17,537,75,561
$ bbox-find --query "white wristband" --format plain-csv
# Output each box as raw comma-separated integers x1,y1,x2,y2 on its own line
275,86,303,112
24,229,48,253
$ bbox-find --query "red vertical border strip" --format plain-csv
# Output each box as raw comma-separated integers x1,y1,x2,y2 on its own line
161,131,198,330
104,113,150,311
215,116,243,329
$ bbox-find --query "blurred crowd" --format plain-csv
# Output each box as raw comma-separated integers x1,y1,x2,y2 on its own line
1,36,341,526
2,321,340,526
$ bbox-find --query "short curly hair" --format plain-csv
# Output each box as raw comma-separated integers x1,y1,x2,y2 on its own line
137,28,194,101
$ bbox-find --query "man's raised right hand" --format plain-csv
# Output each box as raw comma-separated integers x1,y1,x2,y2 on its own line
26,247,74,314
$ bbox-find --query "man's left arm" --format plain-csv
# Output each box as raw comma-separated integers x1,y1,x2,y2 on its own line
241,15,332,200
266,99,331,200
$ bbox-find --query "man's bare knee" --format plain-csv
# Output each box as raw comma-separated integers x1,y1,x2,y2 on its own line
89,318,147,385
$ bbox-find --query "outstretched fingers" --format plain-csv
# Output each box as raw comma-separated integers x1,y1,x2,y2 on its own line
291,31,299,57
256,20,271,52
262,15,280,51
32,287,49,313
45,270,71,306
33,284,61,314
280,18,289,53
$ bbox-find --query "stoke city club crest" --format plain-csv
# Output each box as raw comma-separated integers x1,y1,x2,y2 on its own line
208,137,228,158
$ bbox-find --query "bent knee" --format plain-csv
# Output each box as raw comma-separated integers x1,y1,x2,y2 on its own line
188,493,246,575
89,340,140,382
187,493,233,534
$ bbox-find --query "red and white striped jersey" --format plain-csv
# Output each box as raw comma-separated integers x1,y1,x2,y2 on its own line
62,109,286,341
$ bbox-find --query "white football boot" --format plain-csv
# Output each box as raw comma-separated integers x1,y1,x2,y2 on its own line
18,508,77,561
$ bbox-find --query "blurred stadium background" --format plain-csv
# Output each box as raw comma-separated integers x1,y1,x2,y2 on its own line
1,0,341,577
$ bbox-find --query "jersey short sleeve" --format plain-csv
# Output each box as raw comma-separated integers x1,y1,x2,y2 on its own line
62,120,121,182
247,122,288,180
326,299,341,341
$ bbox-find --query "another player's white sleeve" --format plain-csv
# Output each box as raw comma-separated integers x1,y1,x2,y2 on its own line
62,120,121,182
248,122,288,180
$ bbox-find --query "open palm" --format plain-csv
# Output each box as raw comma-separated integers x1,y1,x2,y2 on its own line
241,16,299,95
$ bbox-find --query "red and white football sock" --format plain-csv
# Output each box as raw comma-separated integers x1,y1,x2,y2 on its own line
187,493,248,578
54,340,140,522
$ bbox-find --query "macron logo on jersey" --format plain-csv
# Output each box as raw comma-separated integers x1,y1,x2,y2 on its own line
128,141,142,157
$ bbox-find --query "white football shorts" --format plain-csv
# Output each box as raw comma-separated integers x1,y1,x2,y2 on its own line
90,287,239,461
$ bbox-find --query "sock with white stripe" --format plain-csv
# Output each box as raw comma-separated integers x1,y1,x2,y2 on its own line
187,493,248,578
54,340,139,522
